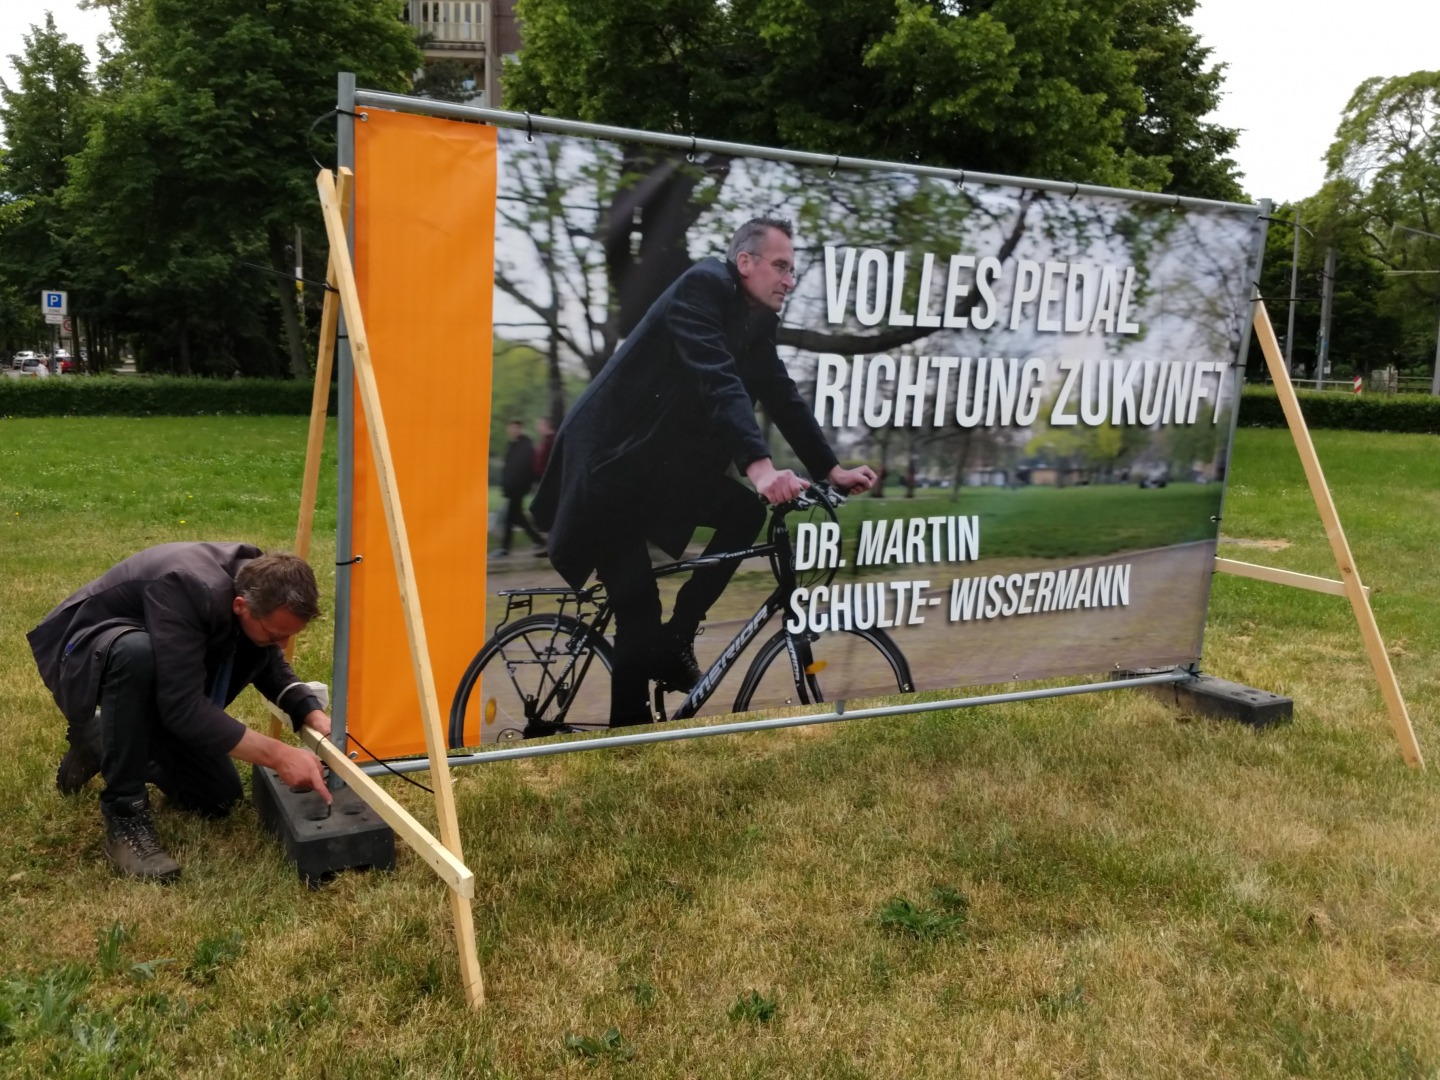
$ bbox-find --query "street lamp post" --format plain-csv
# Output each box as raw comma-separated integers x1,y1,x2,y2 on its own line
1286,211,1302,375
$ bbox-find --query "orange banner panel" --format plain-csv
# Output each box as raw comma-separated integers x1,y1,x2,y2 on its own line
349,109,495,758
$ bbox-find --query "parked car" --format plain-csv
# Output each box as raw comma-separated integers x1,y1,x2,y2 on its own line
12,350,41,370
20,356,48,374
53,349,75,373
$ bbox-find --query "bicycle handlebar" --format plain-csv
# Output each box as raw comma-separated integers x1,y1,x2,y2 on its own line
768,480,848,515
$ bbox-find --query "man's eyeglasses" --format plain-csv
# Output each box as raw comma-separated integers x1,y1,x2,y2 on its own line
746,254,795,277
252,614,293,645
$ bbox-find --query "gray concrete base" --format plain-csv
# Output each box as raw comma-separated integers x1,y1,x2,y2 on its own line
1139,672,1293,728
252,765,395,887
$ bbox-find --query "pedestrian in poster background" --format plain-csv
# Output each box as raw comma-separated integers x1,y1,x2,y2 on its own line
498,418,545,557
533,414,556,479
531,217,875,728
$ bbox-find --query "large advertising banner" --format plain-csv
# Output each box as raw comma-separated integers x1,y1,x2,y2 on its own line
453,126,1261,745
331,116,1255,754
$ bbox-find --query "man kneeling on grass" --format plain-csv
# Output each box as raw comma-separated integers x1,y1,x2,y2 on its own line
28,543,333,882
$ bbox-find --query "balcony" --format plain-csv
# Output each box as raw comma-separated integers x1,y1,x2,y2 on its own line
407,1,486,54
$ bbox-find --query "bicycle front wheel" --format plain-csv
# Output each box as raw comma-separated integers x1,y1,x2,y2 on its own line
448,615,614,747
732,627,914,713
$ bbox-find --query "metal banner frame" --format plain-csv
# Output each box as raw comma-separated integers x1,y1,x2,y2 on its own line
282,78,1422,1011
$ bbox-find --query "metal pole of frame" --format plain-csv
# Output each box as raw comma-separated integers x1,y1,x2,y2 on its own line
330,72,357,774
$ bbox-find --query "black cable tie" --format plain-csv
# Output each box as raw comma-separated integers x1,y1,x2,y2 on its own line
687,136,697,163
337,555,363,566
524,111,534,143
1068,182,1080,201
335,107,361,119
829,155,839,179
344,732,434,794
305,107,349,173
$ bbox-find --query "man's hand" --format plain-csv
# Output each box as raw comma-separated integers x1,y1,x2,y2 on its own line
274,744,332,804
746,457,810,504
829,464,878,494
231,728,333,804
302,710,332,738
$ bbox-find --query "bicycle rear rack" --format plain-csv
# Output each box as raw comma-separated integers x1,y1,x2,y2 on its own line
494,584,607,632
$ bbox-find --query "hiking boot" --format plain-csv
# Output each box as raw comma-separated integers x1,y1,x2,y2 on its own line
652,625,701,692
102,796,181,882
56,710,102,795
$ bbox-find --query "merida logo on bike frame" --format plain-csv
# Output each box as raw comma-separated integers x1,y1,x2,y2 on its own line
688,605,775,704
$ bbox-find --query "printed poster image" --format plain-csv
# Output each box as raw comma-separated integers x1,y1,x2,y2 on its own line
462,127,1262,743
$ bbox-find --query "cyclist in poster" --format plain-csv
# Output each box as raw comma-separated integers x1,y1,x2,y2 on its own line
530,217,877,728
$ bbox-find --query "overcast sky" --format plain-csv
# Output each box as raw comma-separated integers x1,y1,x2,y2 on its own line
2,0,1439,205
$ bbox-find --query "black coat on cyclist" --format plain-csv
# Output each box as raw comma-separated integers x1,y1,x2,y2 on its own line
530,254,839,592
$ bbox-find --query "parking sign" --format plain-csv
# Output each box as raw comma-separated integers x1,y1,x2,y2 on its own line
42,290,67,316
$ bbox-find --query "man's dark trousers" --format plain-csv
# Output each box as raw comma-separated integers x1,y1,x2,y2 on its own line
98,632,243,817
502,495,544,552
595,476,764,725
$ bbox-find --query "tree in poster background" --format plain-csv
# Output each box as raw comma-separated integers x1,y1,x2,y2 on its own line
493,131,1255,505
493,135,620,419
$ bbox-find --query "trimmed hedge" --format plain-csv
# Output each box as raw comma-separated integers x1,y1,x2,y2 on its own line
2,374,1435,435
1239,386,1440,434
0,375,335,418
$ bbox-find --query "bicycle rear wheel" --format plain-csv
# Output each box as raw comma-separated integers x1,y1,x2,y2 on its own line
448,615,614,747
732,627,913,712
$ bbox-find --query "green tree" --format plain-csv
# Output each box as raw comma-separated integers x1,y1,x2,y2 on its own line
505,0,1242,199
66,0,421,376
0,15,95,359
1115,0,1242,202
1250,198,1401,382
1319,71,1440,382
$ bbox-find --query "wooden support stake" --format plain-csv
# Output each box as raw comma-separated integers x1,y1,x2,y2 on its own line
299,727,474,897
294,170,351,564
1250,301,1424,770
1214,557,1368,599
316,166,486,1006
273,171,353,738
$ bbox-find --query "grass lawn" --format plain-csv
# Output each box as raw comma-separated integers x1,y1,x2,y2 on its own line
2,417,1439,1078
491,474,1224,561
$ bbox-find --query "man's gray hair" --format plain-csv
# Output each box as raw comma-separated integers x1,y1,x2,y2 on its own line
236,552,322,621
727,217,793,263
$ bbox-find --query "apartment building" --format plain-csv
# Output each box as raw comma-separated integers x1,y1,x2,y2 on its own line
403,0,521,106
